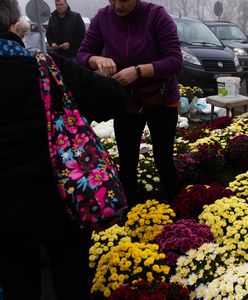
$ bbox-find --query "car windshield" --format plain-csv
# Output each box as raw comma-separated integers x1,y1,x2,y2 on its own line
174,18,223,47
209,24,247,41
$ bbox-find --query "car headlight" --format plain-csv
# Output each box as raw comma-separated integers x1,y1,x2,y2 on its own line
233,53,240,67
181,49,201,65
181,49,201,66
233,48,248,56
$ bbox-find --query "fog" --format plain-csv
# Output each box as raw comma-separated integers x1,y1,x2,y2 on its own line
18,0,248,33
18,0,109,19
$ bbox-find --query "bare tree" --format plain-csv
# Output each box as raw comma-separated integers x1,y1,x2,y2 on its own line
18,0,248,34
235,0,248,32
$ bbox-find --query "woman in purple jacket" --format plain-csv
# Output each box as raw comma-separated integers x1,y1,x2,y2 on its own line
77,0,183,207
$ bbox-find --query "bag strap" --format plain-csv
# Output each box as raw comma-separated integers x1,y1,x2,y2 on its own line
35,53,92,143
35,53,77,109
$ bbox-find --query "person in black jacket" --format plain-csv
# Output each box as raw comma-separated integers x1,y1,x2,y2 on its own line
46,0,85,60
0,0,125,299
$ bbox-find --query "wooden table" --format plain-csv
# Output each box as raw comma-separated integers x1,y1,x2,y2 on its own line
206,94,248,121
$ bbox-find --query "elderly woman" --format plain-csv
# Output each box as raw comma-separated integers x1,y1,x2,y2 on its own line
12,18,29,39
0,0,125,299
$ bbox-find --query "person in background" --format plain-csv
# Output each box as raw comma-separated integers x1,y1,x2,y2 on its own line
76,0,183,207
12,18,29,40
46,0,85,60
0,0,125,299
11,19,46,52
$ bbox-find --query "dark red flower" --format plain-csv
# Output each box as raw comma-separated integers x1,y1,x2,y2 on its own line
155,219,214,268
227,134,248,165
111,281,190,300
171,183,233,220
211,116,233,129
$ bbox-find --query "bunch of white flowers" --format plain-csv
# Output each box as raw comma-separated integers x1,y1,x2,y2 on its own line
204,263,248,300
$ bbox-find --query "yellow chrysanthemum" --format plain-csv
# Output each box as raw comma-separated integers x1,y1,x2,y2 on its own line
125,199,175,243
91,241,170,297
199,196,248,242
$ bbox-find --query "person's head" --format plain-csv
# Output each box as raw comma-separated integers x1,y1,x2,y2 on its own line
109,0,138,16
13,19,30,39
0,0,20,31
55,0,68,17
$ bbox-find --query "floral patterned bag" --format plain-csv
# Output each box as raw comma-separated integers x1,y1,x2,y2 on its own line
36,52,128,230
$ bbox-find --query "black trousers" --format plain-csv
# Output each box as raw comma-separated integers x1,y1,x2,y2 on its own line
0,223,92,300
114,106,181,206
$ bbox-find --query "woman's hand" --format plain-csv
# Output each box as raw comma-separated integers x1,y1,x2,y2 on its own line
61,42,70,50
89,56,117,77
112,66,137,86
51,42,59,50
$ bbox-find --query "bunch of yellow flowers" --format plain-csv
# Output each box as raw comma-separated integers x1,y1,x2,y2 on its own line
170,243,236,299
231,112,248,134
179,84,204,102
89,224,130,269
91,241,170,298
199,196,248,242
229,171,248,200
204,262,248,300
125,199,176,243
221,216,248,262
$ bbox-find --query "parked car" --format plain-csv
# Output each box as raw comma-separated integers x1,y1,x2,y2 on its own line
205,21,248,92
172,16,243,96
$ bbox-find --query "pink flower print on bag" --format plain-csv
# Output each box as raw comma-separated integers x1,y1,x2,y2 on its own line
65,160,85,181
72,133,89,148
88,169,109,187
56,134,70,150
64,108,85,134
95,187,107,209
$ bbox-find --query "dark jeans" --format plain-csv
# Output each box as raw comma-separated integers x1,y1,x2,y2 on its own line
0,224,92,300
114,106,181,206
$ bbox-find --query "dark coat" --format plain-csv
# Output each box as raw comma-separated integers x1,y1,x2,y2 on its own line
46,7,85,57
0,31,125,246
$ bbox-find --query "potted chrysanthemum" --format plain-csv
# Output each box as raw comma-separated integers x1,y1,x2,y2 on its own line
91,241,170,298
189,141,225,174
155,219,214,268
137,151,161,196
226,134,248,170
171,184,233,220
199,196,248,242
221,216,248,262
89,224,130,269
204,263,248,300
229,171,248,200
170,243,236,299
110,280,190,300
173,153,200,185
179,84,203,103
124,199,176,243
